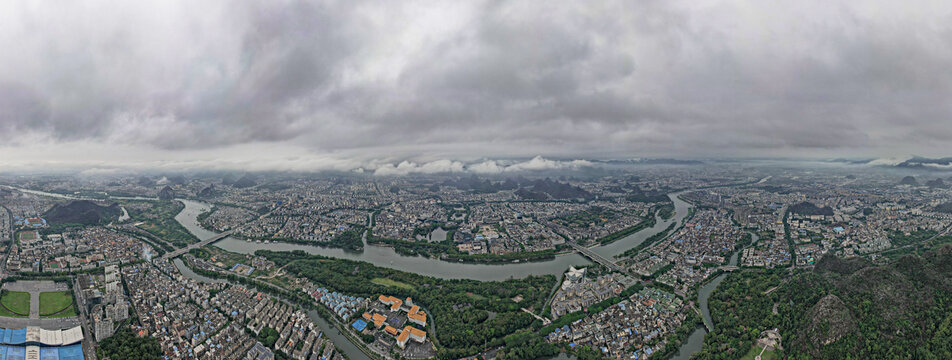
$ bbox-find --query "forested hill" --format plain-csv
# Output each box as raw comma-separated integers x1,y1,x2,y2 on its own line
44,200,121,225
788,201,834,216
693,246,952,360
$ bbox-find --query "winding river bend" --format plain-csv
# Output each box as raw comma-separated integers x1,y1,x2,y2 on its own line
168,192,692,359
13,185,716,358
4,184,691,280
175,192,692,281
671,233,759,360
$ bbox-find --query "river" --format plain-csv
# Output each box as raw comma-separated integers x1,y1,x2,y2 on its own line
174,192,692,281
671,233,759,360
4,185,692,280
14,185,706,358
171,194,690,358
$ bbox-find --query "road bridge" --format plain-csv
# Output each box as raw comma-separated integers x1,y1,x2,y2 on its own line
568,242,631,276
160,229,236,260
160,209,274,261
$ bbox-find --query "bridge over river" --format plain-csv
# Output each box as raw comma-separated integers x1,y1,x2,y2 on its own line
567,241,631,275
160,208,273,261
160,229,237,260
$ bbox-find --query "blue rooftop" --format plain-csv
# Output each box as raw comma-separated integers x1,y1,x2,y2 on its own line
40,347,57,360
5,346,24,360
59,344,85,360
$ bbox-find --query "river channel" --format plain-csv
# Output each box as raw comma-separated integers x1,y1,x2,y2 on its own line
6,184,692,281
174,192,692,281
671,232,759,360
14,185,716,358
166,192,690,359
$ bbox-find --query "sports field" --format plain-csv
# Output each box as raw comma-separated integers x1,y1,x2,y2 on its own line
0,290,30,317
39,291,76,318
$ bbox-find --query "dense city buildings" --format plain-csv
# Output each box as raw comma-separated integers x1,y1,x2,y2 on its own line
2,164,952,359
3,0,950,357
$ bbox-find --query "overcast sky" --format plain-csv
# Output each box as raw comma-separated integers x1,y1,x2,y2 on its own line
1,1,951,173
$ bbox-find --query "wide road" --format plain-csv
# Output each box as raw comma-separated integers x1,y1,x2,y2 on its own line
0,205,12,279
73,277,98,360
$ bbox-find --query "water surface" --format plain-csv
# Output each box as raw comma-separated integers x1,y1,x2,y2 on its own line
175,192,692,281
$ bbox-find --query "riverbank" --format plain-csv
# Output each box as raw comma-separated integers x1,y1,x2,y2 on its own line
10,184,707,358
170,193,692,280
4,187,692,281
367,234,561,264
669,232,760,360
594,212,658,246
254,249,557,359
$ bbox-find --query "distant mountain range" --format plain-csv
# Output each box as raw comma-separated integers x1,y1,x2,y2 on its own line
598,158,705,165
860,156,952,170
892,157,952,170
827,156,952,171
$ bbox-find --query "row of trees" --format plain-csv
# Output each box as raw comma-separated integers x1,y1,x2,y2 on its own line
595,215,657,246
618,222,676,258
368,230,559,264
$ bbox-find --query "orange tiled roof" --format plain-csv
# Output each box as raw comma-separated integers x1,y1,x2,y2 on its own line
384,325,399,336
372,313,388,328
408,311,426,324
408,327,426,338
397,328,410,343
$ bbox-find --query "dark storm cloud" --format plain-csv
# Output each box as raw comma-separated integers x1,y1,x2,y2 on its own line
0,83,50,133
1,0,951,165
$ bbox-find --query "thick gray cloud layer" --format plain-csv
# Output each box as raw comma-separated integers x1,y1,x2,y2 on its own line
1,0,952,170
